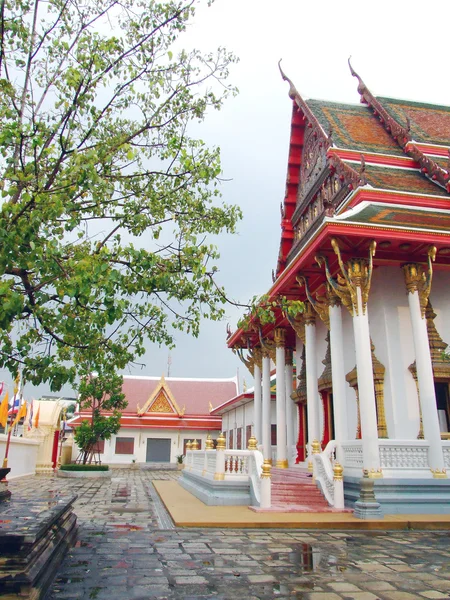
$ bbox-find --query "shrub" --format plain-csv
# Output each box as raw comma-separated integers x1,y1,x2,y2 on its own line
60,464,109,471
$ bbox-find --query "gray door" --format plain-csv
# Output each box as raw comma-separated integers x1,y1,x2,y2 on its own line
146,438,171,462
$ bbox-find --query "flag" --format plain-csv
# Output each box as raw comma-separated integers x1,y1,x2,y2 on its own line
11,400,27,428
0,392,9,428
28,399,34,431
34,404,41,429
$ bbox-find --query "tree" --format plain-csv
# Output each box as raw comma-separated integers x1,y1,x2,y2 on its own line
73,368,126,464
0,0,240,392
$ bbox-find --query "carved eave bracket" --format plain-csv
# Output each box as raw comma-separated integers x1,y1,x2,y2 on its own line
258,329,276,362
285,312,306,345
349,59,450,193
297,275,330,329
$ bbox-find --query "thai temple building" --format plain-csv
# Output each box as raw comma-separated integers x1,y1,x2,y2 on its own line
225,63,450,514
70,375,237,465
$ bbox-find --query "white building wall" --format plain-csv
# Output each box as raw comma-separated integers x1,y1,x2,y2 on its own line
73,428,220,464
342,305,358,440
0,435,39,478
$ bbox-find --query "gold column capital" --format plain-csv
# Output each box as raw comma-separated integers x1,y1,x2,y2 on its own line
402,246,436,318
285,348,294,366
316,239,376,316
274,327,286,348
303,301,316,326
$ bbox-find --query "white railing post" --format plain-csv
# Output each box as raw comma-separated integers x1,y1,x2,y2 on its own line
260,459,271,508
333,462,344,509
214,432,226,481
311,439,321,480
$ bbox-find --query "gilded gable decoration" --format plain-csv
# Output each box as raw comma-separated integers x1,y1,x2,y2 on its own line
138,374,182,416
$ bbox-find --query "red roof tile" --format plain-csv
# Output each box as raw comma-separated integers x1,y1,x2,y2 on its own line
121,376,238,416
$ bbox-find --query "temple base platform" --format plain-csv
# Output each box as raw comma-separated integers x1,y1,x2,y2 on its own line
344,476,450,515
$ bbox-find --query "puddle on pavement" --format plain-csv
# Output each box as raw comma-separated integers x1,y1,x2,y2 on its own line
270,543,347,574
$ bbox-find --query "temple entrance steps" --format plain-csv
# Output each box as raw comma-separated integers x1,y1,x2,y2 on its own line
265,467,352,513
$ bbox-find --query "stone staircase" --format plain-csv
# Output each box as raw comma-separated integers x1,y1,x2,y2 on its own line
254,466,351,513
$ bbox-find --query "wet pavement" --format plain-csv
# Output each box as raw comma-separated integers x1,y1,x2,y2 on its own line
6,470,450,600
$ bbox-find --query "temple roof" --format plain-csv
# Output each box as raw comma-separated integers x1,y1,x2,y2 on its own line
120,375,238,416
352,163,450,197
332,202,450,233
378,97,450,147
306,100,404,156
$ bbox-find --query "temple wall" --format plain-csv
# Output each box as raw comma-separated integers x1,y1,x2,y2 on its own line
429,271,450,349
72,428,220,464
0,435,39,479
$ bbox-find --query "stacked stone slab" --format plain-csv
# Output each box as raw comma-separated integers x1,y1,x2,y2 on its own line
0,492,77,599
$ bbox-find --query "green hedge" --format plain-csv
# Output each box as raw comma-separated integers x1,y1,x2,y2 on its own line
60,464,109,471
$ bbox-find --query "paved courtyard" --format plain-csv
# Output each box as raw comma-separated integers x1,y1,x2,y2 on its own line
7,470,450,600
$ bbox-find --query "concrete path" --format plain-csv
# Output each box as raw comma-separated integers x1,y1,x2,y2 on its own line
7,470,450,600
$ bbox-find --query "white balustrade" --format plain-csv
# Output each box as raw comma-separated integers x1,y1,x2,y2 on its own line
183,448,266,505
442,441,450,469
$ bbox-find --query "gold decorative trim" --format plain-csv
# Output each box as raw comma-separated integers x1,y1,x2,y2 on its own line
247,436,258,450
333,462,344,481
214,473,225,481
216,432,226,450
286,312,305,344
259,329,276,361
285,348,294,367
402,246,436,318
302,300,317,326
276,459,289,469
274,328,286,348
138,374,182,416
261,459,272,479
364,468,383,479
431,468,447,479
297,275,330,329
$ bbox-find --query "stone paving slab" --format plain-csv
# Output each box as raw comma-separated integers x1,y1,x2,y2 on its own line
4,470,450,600
155,480,450,530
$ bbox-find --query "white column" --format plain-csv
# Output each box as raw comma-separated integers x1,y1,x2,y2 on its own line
353,287,381,475
407,290,446,476
295,334,303,444
285,349,294,466
253,362,262,446
275,329,287,468
262,353,272,461
329,300,348,464
305,304,320,464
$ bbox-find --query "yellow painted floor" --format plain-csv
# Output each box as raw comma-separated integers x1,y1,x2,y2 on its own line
154,480,450,530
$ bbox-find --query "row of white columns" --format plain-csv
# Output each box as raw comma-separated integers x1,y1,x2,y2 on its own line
251,277,446,477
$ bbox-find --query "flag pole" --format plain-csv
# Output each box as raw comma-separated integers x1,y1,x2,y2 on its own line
3,373,21,470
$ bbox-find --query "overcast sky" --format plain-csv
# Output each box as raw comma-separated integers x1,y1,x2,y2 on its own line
3,0,450,400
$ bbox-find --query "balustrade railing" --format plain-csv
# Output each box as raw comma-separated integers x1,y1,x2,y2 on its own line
184,446,265,505
312,440,344,509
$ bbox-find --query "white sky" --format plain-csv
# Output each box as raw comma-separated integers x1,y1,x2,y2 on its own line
3,0,450,400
